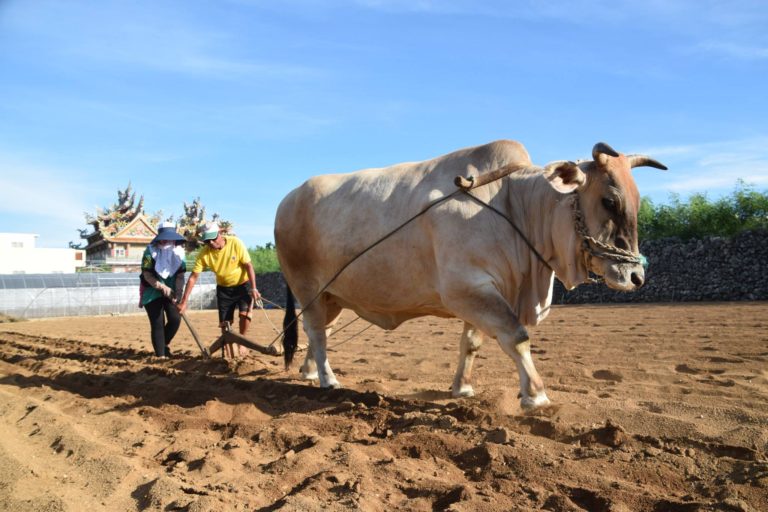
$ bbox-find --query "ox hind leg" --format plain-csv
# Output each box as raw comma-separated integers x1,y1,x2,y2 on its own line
444,285,550,410
452,322,485,398
299,299,342,388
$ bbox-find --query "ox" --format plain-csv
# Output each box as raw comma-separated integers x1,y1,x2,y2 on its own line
274,140,666,410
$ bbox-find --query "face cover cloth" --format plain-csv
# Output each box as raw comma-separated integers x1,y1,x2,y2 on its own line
153,244,185,279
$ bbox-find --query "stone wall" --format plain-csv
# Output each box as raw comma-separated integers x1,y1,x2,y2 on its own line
255,271,289,308
258,230,768,307
553,229,768,304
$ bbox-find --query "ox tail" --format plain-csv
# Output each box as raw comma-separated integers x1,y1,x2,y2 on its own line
282,285,298,369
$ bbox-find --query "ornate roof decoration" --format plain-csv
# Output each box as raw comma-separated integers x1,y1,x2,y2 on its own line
110,216,157,241
73,185,232,251
79,183,162,243
178,197,233,250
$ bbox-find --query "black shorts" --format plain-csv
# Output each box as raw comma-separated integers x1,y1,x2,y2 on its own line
216,282,253,324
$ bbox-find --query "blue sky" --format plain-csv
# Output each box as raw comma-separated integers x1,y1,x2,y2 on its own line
1,0,766,248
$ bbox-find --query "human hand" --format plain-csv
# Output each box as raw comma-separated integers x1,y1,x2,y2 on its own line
157,283,174,299
177,300,188,314
251,288,261,301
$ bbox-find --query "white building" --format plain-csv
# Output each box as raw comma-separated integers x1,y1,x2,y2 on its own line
0,233,86,274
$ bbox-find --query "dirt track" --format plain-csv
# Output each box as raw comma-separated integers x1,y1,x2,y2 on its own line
0,303,767,511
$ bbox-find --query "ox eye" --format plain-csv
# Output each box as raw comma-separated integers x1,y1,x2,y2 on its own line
602,197,619,214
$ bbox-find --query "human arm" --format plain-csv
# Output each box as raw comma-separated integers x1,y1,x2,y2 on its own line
177,272,200,314
142,269,174,299
245,262,261,301
175,271,185,301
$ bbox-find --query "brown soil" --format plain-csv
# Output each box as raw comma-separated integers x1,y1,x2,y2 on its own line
0,303,767,511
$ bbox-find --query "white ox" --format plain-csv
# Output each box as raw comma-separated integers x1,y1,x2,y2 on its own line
274,140,666,410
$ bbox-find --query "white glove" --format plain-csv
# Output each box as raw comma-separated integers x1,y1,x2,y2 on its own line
156,282,174,299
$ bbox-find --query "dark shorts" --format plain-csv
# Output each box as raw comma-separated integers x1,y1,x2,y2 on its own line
216,282,253,324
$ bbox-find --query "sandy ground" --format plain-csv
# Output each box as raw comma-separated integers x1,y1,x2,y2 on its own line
0,302,767,511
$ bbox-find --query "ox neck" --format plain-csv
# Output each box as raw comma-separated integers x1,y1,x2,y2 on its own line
502,173,592,289
463,189,554,275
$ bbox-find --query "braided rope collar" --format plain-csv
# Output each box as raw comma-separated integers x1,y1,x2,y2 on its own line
570,194,646,279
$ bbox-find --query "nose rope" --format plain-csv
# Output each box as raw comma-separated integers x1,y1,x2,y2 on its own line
570,194,644,266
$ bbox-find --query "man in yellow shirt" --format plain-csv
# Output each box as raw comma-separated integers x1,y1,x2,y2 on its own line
178,222,261,358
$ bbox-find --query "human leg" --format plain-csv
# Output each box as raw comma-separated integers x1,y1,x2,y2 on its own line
162,298,181,356
236,282,253,356
217,286,238,358
144,299,167,357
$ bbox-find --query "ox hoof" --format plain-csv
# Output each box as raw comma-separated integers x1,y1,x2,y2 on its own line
451,385,475,398
520,392,551,411
320,380,341,389
301,370,319,381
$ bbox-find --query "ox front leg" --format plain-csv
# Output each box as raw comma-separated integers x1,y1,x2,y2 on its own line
452,323,485,398
445,285,550,410
497,326,550,411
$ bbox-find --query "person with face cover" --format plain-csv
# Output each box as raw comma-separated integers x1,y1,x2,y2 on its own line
140,222,187,358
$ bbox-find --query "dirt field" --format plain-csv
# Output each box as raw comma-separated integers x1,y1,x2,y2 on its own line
0,302,766,511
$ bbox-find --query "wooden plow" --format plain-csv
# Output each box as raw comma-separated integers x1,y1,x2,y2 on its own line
180,312,282,359
208,322,282,357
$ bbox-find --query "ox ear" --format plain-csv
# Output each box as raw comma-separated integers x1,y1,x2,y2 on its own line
544,161,585,194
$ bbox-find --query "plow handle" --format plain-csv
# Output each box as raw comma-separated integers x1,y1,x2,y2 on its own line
181,312,210,358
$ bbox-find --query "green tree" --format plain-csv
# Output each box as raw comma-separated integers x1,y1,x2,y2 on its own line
638,182,768,240
248,243,280,273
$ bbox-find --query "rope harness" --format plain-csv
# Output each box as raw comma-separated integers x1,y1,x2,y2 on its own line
268,171,646,351
570,194,647,284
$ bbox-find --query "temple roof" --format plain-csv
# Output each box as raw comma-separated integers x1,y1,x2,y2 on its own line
85,215,157,250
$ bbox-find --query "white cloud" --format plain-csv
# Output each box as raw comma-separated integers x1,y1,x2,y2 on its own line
635,136,768,199
694,41,768,61
0,165,86,222
347,0,768,26
4,1,319,80
0,154,95,247
665,174,768,193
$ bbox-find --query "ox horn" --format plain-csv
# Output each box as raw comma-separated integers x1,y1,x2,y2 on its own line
592,142,620,162
627,155,668,170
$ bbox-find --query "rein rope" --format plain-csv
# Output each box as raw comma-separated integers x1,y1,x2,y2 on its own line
254,298,282,336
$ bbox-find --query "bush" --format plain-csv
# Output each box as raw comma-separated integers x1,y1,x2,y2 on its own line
639,181,768,240
183,244,280,273
249,243,280,273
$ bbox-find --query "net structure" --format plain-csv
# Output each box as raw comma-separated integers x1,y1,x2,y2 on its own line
0,272,217,319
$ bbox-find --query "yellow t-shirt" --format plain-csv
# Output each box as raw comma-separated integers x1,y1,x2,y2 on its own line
193,236,251,287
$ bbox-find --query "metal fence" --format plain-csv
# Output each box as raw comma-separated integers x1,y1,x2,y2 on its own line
0,272,217,319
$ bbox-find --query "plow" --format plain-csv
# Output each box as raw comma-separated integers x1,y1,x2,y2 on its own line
180,311,282,359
